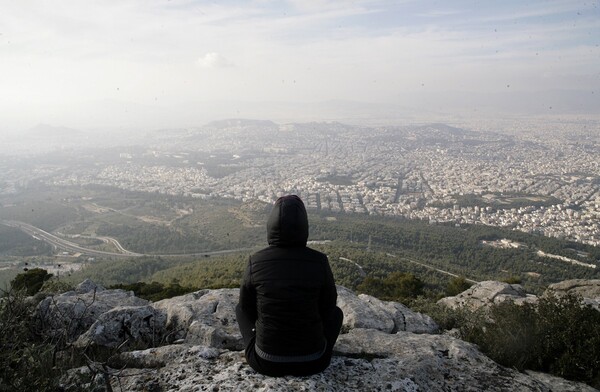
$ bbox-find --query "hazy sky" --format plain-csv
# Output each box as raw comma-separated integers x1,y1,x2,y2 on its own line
1,0,599,131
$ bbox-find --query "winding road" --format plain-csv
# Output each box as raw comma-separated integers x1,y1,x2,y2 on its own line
2,220,480,283
1,220,252,259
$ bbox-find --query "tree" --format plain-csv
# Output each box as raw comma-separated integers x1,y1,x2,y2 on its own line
356,276,386,298
11,268,53,296
446,276,473,296
384,272,424,299
357,271,424,301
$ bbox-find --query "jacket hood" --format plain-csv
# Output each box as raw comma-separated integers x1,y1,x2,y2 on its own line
267,195,309,247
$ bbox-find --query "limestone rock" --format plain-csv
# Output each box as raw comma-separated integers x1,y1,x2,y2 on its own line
356,293,438,334
546,279,600,310
97,336,596,392
337,286,438,334
334,328,595,392
337,286,395,332
74,305,167,349
35,285,149,342
75,278,106,294
437,280,537,310
52,280,598,391
153,288,243,350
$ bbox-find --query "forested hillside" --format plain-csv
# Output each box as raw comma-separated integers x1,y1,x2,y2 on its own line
1,185,599,296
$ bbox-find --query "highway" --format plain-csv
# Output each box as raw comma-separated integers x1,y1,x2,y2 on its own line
2,220,480,282
1,220,253,259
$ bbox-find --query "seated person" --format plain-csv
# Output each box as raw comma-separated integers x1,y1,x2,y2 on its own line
236,195,343,376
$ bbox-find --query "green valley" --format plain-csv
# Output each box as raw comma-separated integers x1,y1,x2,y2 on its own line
1,184,598,296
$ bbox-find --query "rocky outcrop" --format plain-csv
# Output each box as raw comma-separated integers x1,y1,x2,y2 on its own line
153,288,243,350
71,330,593,392
338,286,438,334
547,279,600,310
37,281,597,392
437,280,538,310
74,304,167,350
438,280,600,312
35,278,150,342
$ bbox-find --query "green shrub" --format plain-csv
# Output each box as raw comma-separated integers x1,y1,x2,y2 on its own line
461,300,538,370
109,281,198,301
534,294,600,384
445,276,473,296
10,268,53,296
41,278,74,294
357,271,424,301
502,276,522,284
409,297,470,331
444,294,600,388
0,290,60,391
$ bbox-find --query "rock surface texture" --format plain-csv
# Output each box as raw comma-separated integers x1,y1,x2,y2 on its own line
38,281,598,392
437,280,539,310
547,279,600,310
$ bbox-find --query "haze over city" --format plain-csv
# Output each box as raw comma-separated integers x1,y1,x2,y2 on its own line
1,0,599,133
3,3,600,390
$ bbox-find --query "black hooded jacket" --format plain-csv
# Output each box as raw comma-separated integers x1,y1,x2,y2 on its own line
238,195,338,357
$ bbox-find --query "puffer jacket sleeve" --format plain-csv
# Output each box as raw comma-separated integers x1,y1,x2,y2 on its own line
239,257,257,322
319,257,337,320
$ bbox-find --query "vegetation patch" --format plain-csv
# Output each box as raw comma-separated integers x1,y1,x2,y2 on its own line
451,193,561,209
420,294,600,389
109,281,198,302
0,225,52,256
316,174,354,186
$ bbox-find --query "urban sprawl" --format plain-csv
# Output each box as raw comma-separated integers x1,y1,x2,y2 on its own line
5,119,600,246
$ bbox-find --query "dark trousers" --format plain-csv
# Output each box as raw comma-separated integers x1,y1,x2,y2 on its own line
235,304,343,377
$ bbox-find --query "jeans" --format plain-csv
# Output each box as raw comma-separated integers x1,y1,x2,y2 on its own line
235,304,344,377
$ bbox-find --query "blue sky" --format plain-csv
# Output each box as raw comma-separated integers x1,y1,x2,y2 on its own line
0,0,598,131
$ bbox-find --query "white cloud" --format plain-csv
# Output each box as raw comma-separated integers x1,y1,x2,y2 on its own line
0,0,597,130
196,52,233,68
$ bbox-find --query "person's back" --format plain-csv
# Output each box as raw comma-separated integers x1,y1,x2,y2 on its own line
236,195,343,376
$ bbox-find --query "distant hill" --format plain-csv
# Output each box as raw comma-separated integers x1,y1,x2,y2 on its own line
25,123,83,139
203,119,278,130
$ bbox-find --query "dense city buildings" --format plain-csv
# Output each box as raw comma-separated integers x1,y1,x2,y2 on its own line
2,119,599,246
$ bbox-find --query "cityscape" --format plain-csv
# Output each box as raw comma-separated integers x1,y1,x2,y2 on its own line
2,118,599,247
